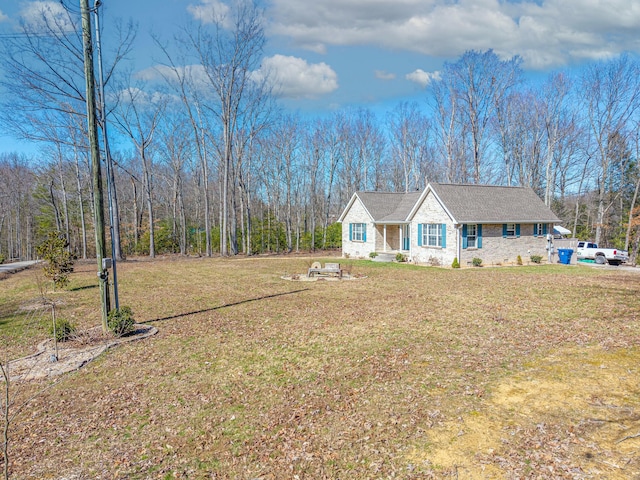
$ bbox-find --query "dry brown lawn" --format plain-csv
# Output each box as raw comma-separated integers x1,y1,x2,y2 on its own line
1,256,640,479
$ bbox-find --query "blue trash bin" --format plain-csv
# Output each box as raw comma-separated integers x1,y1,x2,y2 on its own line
558,248,573,265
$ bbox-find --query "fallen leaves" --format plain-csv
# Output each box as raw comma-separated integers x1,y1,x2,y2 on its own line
2,258,640,478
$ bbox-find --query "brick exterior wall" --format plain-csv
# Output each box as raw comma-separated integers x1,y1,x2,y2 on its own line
458,224,551,266
341,198,375,258
411,191,456,266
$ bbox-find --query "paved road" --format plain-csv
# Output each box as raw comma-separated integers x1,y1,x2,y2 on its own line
0,260,39,274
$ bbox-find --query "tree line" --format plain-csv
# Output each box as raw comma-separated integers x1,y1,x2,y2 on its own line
1,2,639,264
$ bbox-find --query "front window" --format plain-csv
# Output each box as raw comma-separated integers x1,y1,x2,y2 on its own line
467,224,477,248
422,224,442,247
534,223,543,236
506,223,516,237
352,223,365,242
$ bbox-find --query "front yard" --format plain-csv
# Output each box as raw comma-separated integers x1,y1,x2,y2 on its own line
1,257,639,478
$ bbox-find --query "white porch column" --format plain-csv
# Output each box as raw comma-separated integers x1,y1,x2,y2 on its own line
399,225,402,250
383,224,387,252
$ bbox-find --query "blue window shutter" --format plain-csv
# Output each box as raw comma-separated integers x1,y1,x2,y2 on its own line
441,224,447,248
516,224,521,238
477,224,483,249
349,223,353,241
417,224,423,246
502,224,507,238
462,224,468,249
363,224,367,242
543,224,548,235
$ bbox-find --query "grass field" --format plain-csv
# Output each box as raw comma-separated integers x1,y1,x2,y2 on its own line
2,256,640,479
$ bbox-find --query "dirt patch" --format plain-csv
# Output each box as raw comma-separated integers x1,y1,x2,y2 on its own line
4,324,157,382
408,345,640,478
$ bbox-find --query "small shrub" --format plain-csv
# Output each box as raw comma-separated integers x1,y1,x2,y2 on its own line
427,256,441,266
517,255,523,265
50,318,76,342
472,257,483,267
451,257,460,269
36,231,75,289
395,252,406,262
530,255,542,264
107,306,135,337
0,253,5,264
369,252,378,258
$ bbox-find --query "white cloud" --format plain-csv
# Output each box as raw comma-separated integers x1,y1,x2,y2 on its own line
136,64,209,90
118,87,174,107
405,69,440,87
0,10,8,23
267,0,640,69
187,0,231,27
138,56,338,100
19,1,74,33
375,70,396,81
254,55,338,99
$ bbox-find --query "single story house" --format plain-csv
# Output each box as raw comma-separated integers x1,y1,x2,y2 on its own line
337,183,561,266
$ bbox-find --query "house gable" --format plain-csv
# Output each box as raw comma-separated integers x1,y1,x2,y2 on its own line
339,191,421,224
407,184,456,223
338,193,374,223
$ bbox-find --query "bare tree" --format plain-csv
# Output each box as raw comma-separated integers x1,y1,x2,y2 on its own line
185,0,267,256
336,108,387,197
112,80,167,258
387,102,431,192
157,112,193,255
0,2,134,261
152,37,217,256
541,72,573,205
0,155,37,261
580,54,640,244
625,121,640,256
431,76,467,183
440,50,522,183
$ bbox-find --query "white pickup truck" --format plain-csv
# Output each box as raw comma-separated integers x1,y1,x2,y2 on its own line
576,241,629,265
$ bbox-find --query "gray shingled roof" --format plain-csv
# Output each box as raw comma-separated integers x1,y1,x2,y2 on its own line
353,184,559,224
430,183,560,223
356,191,421,222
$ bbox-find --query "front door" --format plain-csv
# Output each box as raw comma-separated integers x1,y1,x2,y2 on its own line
402,225,410,251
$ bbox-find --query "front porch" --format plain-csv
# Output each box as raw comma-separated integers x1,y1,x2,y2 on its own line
374,223,410,256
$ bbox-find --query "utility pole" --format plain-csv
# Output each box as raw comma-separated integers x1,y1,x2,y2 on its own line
94,0,120,310
80,0,110,331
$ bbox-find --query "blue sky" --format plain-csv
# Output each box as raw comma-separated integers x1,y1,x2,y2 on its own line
1,0,640,154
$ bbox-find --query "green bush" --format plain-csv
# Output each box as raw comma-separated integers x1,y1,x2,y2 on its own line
50,318,76,342
36,231,74,289
107,306,135,337
451,257,460,269
530,255,542,264
395,252,406,262
369,251,378,258
0,253,5,264
137,221,180,255
517,255,523,265
472,257,483,267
